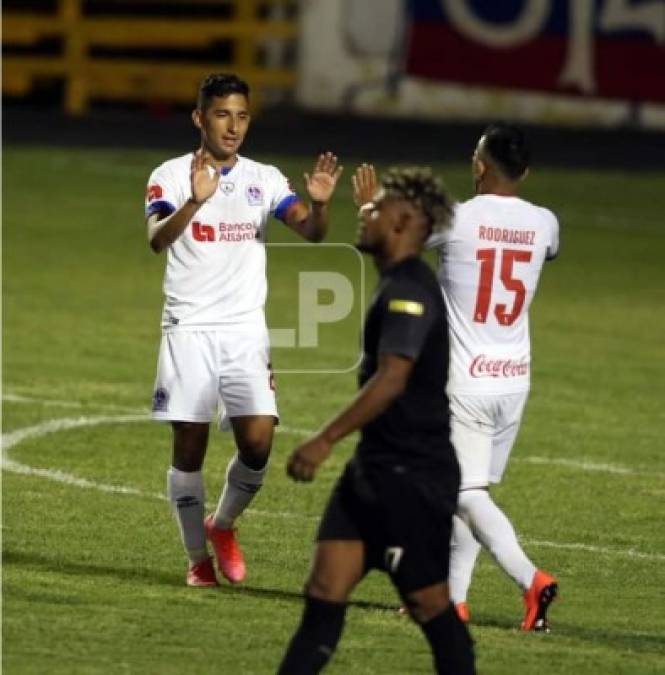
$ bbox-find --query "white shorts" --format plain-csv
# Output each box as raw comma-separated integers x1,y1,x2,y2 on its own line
449,391,529,489
151,324,278,430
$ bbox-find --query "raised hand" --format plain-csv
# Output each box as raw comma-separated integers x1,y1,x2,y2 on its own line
304,152,344,205
190,148,220,204
352,163,377,207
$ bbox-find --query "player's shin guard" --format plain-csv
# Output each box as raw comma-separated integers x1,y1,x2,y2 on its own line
213,454,268,529
277,596,346,675
421,603,476,675
457,489,536,590
449,514,482,605
166,467,207,563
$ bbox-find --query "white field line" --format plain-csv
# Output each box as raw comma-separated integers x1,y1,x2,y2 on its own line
2,393,145,414
2,414,151,452
514,455,665,479
2,392,318,439
1,414,317,521
2,410,664,561
4,392,661,479
520,538,665,562
1,415,164,499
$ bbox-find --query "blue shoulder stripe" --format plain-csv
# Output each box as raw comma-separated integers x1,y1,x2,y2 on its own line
146,199,176,218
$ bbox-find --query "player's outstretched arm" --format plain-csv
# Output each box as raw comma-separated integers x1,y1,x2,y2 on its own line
351,163,377,207
284,151,343,242
286,353,414,482
147,149,220,253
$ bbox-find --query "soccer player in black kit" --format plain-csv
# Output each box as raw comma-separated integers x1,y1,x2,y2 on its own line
278,167,476,675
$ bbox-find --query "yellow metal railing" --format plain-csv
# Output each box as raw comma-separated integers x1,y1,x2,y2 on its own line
3,0,298,114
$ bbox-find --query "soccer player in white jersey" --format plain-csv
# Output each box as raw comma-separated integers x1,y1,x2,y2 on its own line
145,73,343,587
429,123,560,631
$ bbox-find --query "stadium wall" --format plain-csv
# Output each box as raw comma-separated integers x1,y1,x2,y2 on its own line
298,0,665,130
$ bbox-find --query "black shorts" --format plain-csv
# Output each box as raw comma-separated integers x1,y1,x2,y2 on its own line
317,457,460,595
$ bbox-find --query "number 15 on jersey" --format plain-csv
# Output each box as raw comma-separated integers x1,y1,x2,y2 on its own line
474,248,532,326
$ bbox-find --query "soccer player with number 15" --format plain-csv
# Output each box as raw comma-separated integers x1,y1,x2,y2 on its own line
429,122,560,631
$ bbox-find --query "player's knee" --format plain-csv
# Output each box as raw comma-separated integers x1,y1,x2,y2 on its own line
404,585,450,624
172,451,206,472
304,574,349,603
235,426,273,469
456,487,489,521
237,442,271,470
171,422,208,471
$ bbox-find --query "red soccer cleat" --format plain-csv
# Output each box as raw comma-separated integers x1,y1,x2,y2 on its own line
186,556,219,587
521,569,558,632
204,515,246,584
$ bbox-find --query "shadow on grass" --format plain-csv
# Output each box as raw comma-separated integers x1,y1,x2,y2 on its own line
3,548,181,586
471,612,665,656
3,548,395,611
6,549,664,656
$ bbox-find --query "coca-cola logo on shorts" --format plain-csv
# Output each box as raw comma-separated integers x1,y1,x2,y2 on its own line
469,355,529,378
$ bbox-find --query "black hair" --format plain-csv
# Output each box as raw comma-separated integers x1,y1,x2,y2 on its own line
481,122,530,180
382,166,454,234
197,73,250,110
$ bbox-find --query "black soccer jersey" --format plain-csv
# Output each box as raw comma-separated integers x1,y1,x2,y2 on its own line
357,256,456,469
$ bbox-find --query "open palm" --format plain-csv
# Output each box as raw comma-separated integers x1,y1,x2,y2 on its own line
304,152,343,204
190,149,220,203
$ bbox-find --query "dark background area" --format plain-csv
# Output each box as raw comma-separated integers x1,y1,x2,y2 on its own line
4,102,665,170
4,0,663,170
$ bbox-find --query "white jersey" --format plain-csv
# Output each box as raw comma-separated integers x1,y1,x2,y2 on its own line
145,153,300,330
429,194,559,395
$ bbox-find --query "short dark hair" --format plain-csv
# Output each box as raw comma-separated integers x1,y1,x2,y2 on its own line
382,167,454,234
481,122,530,180
197,73,250,110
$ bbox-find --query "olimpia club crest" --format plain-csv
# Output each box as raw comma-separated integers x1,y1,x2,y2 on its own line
246,185,264,205
152,387,169,412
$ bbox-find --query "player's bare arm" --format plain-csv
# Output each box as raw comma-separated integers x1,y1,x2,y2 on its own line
286,353,414,482
284,151,343,242
147,149,220,253
352,163,378,207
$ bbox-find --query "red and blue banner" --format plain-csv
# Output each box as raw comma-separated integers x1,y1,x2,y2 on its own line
406,0,665,102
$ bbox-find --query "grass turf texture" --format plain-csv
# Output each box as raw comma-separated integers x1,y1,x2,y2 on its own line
3,146,665,674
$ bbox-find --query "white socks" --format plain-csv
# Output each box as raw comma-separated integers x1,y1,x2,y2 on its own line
213,454,268,530
456,489,536,591
167,456,268,563
449,515,482,604
167,467,208,564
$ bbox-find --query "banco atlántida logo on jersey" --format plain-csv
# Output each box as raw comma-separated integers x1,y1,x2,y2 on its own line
191,221,259,243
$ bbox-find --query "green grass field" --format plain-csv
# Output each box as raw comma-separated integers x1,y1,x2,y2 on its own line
3,144,665,674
